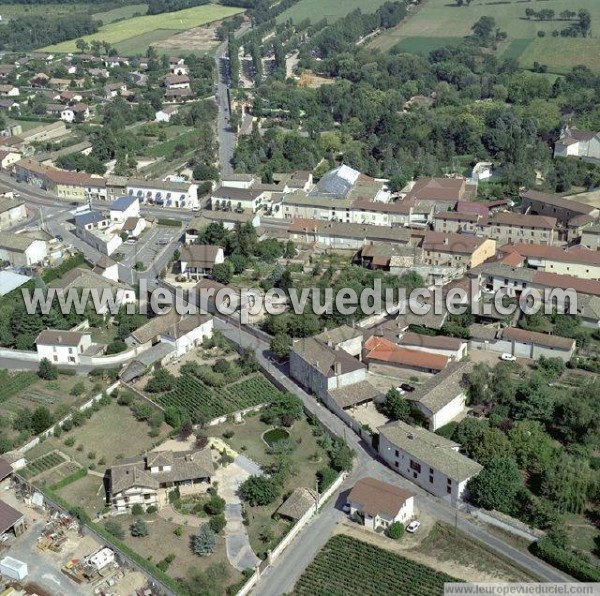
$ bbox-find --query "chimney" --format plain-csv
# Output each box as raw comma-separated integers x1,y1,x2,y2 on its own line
334,361,342,376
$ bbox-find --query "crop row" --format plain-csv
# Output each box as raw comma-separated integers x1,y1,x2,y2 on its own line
156,374,281,420
0,372,38,403
294,535,461,596
22,452,66,479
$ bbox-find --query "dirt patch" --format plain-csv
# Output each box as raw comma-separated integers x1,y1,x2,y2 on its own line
153,20,223,52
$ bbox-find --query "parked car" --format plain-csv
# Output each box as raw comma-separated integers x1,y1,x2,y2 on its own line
500,353,517,362
406,520,421,533
400,383,415,392
124,238,137,245
157,239,169,246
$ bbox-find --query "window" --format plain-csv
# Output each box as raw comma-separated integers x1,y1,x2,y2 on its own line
429,475,434,484
447,486,452,495
429,467,434,474
394,461,399,468
409,460,421,473
395,450,399,457
413,472,417,479
447,478,452,485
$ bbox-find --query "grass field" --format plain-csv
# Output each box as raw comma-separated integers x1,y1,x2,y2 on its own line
368,0,600,73
92,3,148,25
294,534,461,595
277,0,393,24
0,2,91,19
41,4,244,53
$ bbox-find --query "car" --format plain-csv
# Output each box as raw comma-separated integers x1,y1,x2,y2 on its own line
406,520,421,533
500,353,517,362
191,206,201,212
156,239,169,246
124,238,137,245
400,383,415,392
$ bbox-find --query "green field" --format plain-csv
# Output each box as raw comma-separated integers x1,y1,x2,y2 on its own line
41,4,244,53
369,0,600,73
294,535,461,595
0,2,91,19
93,3,148,25
277,0,393,24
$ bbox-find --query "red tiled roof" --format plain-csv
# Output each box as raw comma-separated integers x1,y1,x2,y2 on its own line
423,232,490,255
456,201,490,217
499,251,525,267
500,243,600,267
364,336,448,371
406,177,466,202
534,271,600,297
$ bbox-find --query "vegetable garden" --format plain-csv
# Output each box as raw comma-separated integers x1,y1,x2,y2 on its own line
156,374,281,421
294,535,461,596
0,371,38,403
21,452,66,480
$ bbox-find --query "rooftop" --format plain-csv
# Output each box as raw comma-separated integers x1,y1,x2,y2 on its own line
276,487,317,520
315,325,362,346
111,195,138,211
0,500,23,535
364,336,448,371
35,329,87,347
329,380,381,409
502,327,576,350
347,477,414,518
521,189,596,216
292,337,366,378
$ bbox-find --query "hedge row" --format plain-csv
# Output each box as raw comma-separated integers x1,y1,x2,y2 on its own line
530,538,600,582
50,468,87,491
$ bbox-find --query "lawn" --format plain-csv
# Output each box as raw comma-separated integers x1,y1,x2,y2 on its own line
93,3,148,24
25,399,170,469
277,0,393,24
56,474,106,516
207,414,330,557
368,0,600,73
41,4,244,53
294,534,462,595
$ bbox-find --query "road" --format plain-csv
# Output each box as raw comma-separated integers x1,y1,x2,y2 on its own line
212,318,573,594
215,40,236,175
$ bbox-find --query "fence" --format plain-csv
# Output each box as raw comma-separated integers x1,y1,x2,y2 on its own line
236,471,347,596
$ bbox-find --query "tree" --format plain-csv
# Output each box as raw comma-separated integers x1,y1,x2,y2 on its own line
105,520,124,539
452,417,488,457
209,514,226,534
541,455,590,514
377,388,411,421
70,381,86,397
75,38,89,53
31,407,53,435
212,262,233,284
578,9,592,37
145,369,176,393
130,518,149,537
270,333,292,359
38,358,58,380
204,495,225,516
387,521,404,539
192,523,216,556
471,428,514,466
131,504,144,516
467,457,522,512
329,439,355,472
508,420,555,473
260,392,303,426
239,475,280,506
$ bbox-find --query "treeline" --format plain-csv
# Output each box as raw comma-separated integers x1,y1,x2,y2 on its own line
0,14,98,51
147,0,209,15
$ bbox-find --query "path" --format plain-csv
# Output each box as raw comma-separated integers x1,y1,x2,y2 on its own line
216,454,262,571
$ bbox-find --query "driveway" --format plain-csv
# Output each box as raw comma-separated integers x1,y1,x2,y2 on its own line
215,455,262,572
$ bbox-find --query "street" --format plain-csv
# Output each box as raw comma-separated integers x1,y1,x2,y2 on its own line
215,40,236,175
212,317,573,594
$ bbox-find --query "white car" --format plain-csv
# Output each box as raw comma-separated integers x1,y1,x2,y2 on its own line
500,353,517,362
406,520,421,533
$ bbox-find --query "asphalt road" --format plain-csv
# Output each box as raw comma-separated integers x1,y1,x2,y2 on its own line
212,318,574,594
215,40,236,175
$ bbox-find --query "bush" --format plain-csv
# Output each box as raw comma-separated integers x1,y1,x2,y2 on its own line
105,520,125,539
131,504,144,516
317,467,338,492
209,514,226,534
70,381,86,397
223,430,235,439
205,495,226,516
117,392,134,406
38,358,58,381
173,525,183,536
146,505,157,514
130,518,149,537
387,521,404,540
239,475,280,506
64,436,75,447
531,537,600,581
157,553,175,571
192,523,216,556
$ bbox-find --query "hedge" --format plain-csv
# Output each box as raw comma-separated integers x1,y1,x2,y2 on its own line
530,538,600,582
50,468,87,491
157,218,182,227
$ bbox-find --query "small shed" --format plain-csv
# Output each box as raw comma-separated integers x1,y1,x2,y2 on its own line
276,487,317,521
0,556,28,580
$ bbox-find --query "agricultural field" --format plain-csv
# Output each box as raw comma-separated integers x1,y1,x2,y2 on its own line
278,0,393,24
294,534,462,595
92,3,148,25
156,374,281,421
0,371,38,404
21,451,66,480
0,2,91,19
41,4,244,54
368,0,600,73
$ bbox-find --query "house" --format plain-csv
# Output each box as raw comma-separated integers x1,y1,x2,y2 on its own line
0,196,26,230
0,149,21,172
0,85,19,97
155,105,179,123
363,336,449,374
520,189,598,226
404,177,477,206
185,210,260,242
581,224,600,251
126,179,198,208
0,235,47,266
47,268,136,312
110,195,140,222
422,232,496,270
346,477,414,532
91,255,119,282
109,448,214,513
395,332,467,361
407,362,474,431
314,325,363,358
70,102,90,122
164,88,194,102
289,337,367,400
501,327,576,362
74,210,110,232
104,82,127,99
179,245,225,279
0,500,25,537
162,74,190,90
554,126,600,161
192,278,242,314
378,420,482,504
276,487,317,522
35,330,92,365
220,173,256,189
211,186,266,213
481,212,558,246
120,216,145,238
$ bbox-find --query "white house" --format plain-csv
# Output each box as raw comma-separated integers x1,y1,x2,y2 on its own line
290,337,367,400
35,330,92,365
160,313,213,358
179,245,224,279
0,196,26,230
162,74,190,90
0,85,19,97
211,186,267,213
554,126,600,161
126,179,198,209
155,105,179,123
91,255,119,282
220,173,256,189
120,216,146,238
110,195,140,223
378,420,482,505
314,325,363,358
60,108,75,123
0,150,22,172
346,477,414,532
0,236,47,266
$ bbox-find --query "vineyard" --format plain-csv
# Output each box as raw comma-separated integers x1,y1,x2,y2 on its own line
294,535,462,596
0,371,38,403
156,374,281,421
22,452,66,480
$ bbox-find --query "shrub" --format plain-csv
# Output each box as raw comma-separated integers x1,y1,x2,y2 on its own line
531,537,600,581
209,514,226,534
105,520,124,539
98,457,106,466
62,419,73,433
317,467,338,492
38,358,58,380
239,476,280,506
70,382,86,397
157,553,175,571
223,430,235,439
117,392,134,406
87,451,96,460
131,504,144,516
64,436,75,447
387,521,404,540
205,495,226,516
146,505,157,514
130,518,149,537
192,523,215,556
173,525,183,537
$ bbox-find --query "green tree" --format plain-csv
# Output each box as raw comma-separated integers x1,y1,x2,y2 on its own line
270,333,292,359
471,428,514,466
377,388,411,421
467,457,522,512
239,475,280,506
204,495,226,516
31,407,53,435
209,514,226,534
105,519,124,539
508,420,555,473
192,523,216,556
145,369,176,393
387,521,404,539
212,262,233,284
130,518,149,537
38,358,58,380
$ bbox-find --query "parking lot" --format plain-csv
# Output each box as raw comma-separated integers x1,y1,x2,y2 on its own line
117,225,182,270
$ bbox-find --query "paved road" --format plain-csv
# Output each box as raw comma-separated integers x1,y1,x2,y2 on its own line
215,41,236,175
212,318,573,594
